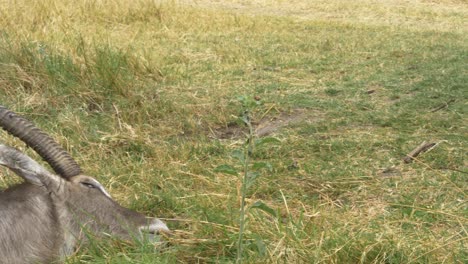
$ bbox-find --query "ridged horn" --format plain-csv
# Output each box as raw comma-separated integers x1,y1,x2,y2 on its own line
0,105,82,178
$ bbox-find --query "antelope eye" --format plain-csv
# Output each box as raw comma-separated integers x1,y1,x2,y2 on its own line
81,182,96,189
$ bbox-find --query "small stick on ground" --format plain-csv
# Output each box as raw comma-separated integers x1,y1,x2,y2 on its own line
403,141,437,163
430,99,455,113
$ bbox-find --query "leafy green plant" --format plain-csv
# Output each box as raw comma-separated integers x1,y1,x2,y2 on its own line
215,96,280,263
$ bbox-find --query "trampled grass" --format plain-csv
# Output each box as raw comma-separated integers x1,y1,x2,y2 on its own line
0,0,466,263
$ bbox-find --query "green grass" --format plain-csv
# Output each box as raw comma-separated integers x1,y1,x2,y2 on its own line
0,0,466,263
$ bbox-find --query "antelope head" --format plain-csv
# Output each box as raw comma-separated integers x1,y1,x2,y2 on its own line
0,105,169,263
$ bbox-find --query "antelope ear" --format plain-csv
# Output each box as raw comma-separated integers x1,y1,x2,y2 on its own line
0,144,62,188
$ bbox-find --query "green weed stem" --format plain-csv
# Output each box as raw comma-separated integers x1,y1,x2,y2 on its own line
236,111,254,264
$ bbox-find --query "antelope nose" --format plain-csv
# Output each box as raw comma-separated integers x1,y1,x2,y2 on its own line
141,218,171,237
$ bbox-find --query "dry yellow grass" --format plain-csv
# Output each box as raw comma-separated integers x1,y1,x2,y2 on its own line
176,0,468,33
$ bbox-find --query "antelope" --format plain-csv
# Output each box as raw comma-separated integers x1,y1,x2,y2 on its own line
0,105,170,264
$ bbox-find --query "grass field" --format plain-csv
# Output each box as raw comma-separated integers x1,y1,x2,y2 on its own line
0,0,466,263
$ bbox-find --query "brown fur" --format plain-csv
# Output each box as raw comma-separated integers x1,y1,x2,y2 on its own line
0,145,169,264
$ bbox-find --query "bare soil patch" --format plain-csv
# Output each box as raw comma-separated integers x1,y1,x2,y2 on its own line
212,108,320,139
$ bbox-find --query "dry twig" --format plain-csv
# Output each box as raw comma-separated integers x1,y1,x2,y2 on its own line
403,141,437,163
